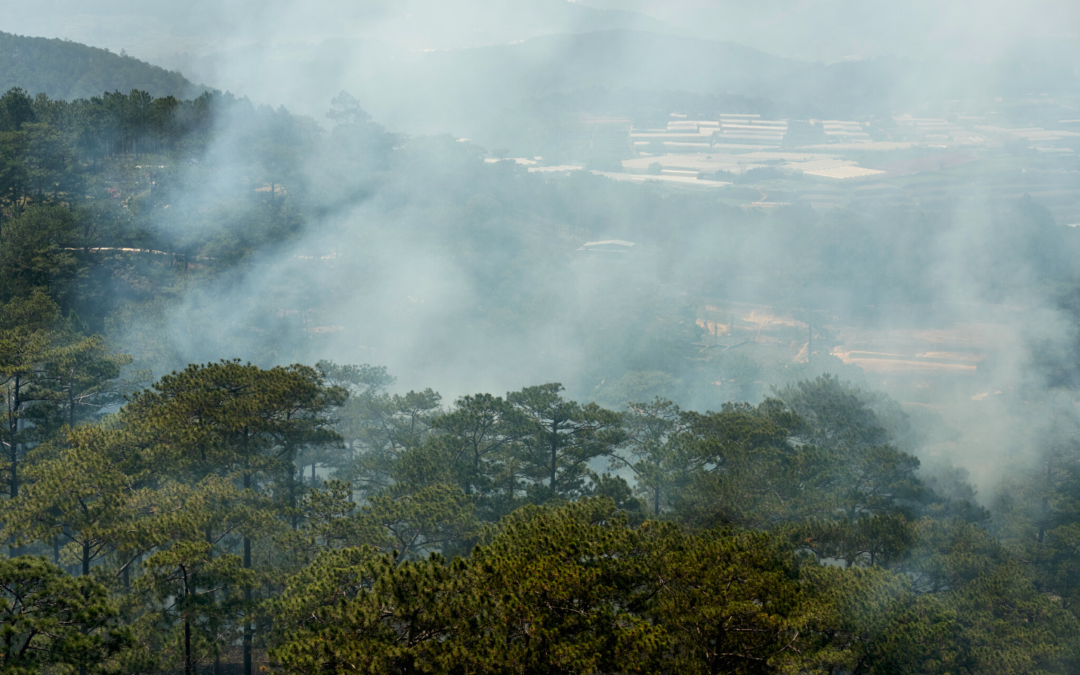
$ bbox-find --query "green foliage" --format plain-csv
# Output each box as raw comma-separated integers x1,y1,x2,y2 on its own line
7,430,145,574
991,408,1080,620
134,540,251,674
339,387,443,499
509,383,626,502
0,89,36,133
121,359,345,481
269,546,463,674
1,358,1077,673
643,524,824,675
429,392,530,520
269,501,661,674
773,374,890,450
616,397,686,515
269,497,1080,675
0,64,1077,674
0,556,130,674
0,290,63,501
0,206,77,303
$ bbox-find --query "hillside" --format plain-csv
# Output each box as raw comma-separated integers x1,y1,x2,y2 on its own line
0,31,206,100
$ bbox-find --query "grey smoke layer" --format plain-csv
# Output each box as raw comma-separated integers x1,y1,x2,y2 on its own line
6,0,1080,501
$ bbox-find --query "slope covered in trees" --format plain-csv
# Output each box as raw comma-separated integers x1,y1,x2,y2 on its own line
0,32,206,101
2,81,1080,673
4,355,1080,673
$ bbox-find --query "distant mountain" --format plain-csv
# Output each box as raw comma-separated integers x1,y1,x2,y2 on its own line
159,31,799,128
994,38,1080,97
410,31,1076,124
571,0,1077,64
168,30,1009,134
0,31,207,100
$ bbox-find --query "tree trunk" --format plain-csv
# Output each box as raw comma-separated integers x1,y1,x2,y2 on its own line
184,563,193,675
243,471,253,675
205,525,218,667
466,450,479,496
8,375,22,501
243,548,252,675
69,374,76,430
550,422,558,491
5,424,15,557
185,618,193,675
82,542,90,576
290,465,299,530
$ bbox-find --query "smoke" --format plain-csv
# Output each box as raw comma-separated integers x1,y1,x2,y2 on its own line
9,1,1080,500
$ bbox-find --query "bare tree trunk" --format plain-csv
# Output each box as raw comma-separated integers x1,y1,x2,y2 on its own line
69,373,76,429
183,561,194,675
78,541,92,675
550,422,559,492
185,618,193,675
5,379,21,557
243,471,253,675
8,376,22,501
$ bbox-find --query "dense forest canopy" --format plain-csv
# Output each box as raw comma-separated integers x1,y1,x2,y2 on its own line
1,15,1080,673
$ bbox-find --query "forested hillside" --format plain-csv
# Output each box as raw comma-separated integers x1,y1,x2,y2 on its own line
3,80,1080,675
0,31,205,100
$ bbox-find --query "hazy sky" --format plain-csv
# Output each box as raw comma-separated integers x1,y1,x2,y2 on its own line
576,0,1079,61
2,0,1076,65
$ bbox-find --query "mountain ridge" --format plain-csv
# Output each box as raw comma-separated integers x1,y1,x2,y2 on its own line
0,31,208,100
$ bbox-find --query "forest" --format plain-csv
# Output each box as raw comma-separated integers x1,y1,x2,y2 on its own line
3,81,1080,675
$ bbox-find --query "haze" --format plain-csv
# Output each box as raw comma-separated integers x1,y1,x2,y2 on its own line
4,0,1080,494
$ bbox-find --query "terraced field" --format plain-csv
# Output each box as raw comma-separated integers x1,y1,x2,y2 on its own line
694,299,1023,407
